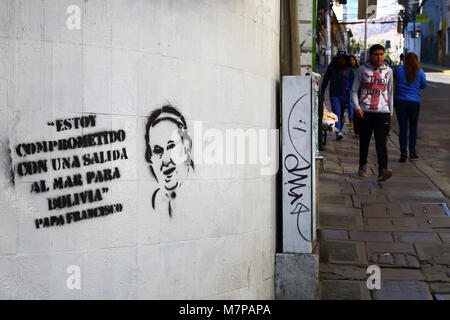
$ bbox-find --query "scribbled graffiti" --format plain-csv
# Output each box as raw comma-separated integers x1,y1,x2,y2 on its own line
145,105,194,217
284,93,312,243
284,154,311,242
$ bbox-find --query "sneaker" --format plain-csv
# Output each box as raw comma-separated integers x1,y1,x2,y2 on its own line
410,151,419,160
358,164,367,177
399,154,407,162
336,132,343,140
377,168,393,182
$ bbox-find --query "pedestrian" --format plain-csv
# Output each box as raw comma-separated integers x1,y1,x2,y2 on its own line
393,52,427,162
400,53,405,65
320,50,354,140
348,54,359,137
384,57,393,69
351,44,394,182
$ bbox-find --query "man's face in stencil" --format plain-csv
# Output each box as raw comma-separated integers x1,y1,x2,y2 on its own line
148,120,188,193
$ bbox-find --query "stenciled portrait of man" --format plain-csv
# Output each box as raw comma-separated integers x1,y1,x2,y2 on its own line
145,105,194,216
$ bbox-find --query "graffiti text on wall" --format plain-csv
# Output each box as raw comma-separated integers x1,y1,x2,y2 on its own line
14,115,129,229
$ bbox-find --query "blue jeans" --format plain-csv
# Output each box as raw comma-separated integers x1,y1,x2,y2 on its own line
347,97,354,121
394,99,420,155
330,94,349,132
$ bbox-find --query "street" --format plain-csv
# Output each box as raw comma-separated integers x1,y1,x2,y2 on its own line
318,72,450,299
390,71,450,184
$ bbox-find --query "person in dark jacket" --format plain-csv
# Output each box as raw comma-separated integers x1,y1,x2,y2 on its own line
394,52,427,162
320,51,354,140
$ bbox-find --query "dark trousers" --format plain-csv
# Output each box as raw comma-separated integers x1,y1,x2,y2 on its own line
394,99,420,155
349,99,360,135
358,112,391,174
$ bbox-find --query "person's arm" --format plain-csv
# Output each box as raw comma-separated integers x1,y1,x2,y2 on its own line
393,66,397,100
320,66,331,96
349,66,355,89
420,69,427,89
351,67,362,113
388,68,394,115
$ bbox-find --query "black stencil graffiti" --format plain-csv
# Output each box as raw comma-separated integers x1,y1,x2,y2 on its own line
284,93,312,243
1,139,15,188
145,105,194,217
15,129,126,159
9,115,129,229
35,203,123,229
47,115,97,132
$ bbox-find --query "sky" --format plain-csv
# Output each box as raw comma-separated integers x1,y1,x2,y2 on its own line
344,0,402,21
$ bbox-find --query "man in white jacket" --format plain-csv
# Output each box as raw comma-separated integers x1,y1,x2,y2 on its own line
351,44,394,182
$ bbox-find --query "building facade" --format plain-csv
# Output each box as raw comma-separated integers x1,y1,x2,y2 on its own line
317,1,350,69
0,0,280,299
447,0,450,64
420,0,448,65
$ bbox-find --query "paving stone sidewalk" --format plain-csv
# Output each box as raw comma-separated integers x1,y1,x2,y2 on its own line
317,119,450,300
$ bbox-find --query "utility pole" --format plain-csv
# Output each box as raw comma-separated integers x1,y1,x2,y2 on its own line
325,1,331,66
364,0,368,60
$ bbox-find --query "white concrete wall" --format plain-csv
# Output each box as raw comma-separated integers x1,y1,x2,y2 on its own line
0,0,280,299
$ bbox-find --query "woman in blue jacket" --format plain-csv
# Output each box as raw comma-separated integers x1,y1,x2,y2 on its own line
394,52,427,162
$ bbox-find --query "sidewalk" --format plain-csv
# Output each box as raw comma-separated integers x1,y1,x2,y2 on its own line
317,120,450,300
421,63,450,74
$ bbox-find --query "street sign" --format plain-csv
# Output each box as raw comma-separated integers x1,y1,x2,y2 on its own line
358,0,377,20
407,22,421,32
416,14,429,23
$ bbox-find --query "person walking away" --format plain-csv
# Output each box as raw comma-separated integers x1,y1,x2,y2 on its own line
348,55,359,137
393,52,427,162
351,44,394,182
320,51,354,140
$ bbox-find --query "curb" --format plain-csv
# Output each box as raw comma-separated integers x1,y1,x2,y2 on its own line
388,134,450,199
421,64,450,75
